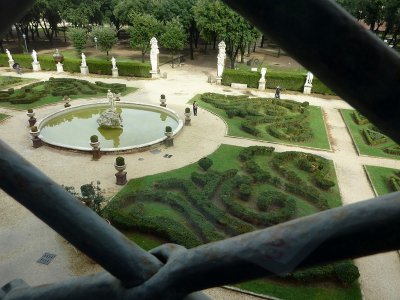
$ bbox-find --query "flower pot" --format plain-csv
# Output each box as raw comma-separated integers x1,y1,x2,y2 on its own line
114,163,126,172
27,112,35,118
90,141,100,150
30,129,40,138
165,131,173,138
53,53,64,63
184,112,191,119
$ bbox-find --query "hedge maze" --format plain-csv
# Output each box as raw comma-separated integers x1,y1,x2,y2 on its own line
365,165,400,196
341,109,400,158
199,93,330,149
104,145,359,291
0,77,126,106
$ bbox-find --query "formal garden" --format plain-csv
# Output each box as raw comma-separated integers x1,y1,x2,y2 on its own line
103,144,361,299
0,77,135,110
192,93,330,150
341,109,400,159
364,165,400,196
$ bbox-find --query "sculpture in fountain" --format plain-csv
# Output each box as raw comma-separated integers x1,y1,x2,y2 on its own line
97,90,123,128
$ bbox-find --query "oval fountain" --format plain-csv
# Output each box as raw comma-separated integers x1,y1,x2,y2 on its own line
37,99,183,153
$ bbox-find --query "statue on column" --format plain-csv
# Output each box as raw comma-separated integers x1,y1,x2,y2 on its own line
111,57,117,69
260,67,267,81
150,37,159,74
306,71,314,85
31,50,38,63
81,53,87,67
217,41,226,78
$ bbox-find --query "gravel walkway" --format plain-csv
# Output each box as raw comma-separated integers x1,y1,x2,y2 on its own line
0,64,399,299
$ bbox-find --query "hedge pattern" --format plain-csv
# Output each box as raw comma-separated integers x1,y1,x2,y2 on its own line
221,69,336,95
201,93,314,143
0,77,126,105
0,53,151,78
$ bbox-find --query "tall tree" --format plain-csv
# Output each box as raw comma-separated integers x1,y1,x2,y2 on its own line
160,18,187,68
113,0,160,26
128,13,161,62
67,27,87,54
35,0,62,45
90,26,117,56
59,0,106,27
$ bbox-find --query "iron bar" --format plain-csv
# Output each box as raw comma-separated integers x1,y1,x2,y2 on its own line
222,0,400,145
0,140,162,287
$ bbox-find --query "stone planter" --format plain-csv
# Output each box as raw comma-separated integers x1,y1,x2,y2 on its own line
64,103,71,108
90,141,100,150
114,163,127,173
29,129,40,138
184,112,191,126
53,52,64,63
165,131,173,138
27,112,35,118
160,95,167,107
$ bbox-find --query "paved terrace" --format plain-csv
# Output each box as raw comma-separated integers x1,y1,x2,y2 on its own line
0,63,399,299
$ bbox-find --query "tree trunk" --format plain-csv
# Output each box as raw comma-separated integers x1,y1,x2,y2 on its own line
213,35,217,50
247,43,251,57
261,35,265,48
0,40,4,53
142,50,145,63
253,41,256,52
204,42,208,55
189,26,194,60
171,53,174,68
194,29,199,48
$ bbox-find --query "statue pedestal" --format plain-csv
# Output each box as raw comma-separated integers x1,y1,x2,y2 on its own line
32,62,41,72
112,67,119,77
81,66,89,75
92,149,101,160
32,137,42,148
165,137,174,147
216,76,222,85
150,70,159,79
258,80,266,91
115,172,127,185
303,83,312,94
28,117,37,127
8,59,14,70
185,119,191,126
56,62,64,73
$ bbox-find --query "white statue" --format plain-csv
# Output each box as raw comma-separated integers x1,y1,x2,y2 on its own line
107,89,115,109
217,41,226,78
81,53,87,67
6,49,13,61
306,71,314,85
260,67,267,81
150,37,159,74
31,50,38,63
111,57,117,69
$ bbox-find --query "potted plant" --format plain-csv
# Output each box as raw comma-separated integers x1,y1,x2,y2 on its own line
63,95,71,108
160,94,166,106
53,49,64,63
184,107,191,118
165,126,173,138
114,156,126,172
29,125,40,138
27,108,35,118
90,135,100,149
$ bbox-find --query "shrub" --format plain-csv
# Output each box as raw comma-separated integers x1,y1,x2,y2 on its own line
238,184,252,200
165,126,172,132
222,69,260,88
384,145,400,156
80,183,95,198
198,157,213,171
90,135,98,143
90,26,117,56
334,261,360,286
116,157,125,166
161,94,166,99
185,107,190,113
290,265,334,282
389,176,400,191
30,126,38,132
27,108,33,113
67,28,87,54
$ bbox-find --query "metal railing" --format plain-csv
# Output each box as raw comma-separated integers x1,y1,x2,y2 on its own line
1,0,400,299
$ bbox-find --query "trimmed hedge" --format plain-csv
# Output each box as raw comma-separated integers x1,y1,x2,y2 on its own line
198,157,213,171
0,53,151,78
363,128,388,146
384,145,400,155
389,176,400,191
222,69,260,88
352,111,369,125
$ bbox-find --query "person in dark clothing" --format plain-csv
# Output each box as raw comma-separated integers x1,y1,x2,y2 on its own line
275,86,281,99
193,101,198,116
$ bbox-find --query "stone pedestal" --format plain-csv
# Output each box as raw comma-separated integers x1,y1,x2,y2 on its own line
32,137,42,148
303,84,312,94
165,137,174,147
258,80,266,91
92,148,101,160
28,117,37,127
115,171,127,185
8,60,14,70
56,62,64,73
81,66,89,75
32,62,41,72
185,119,191,126
150,71,159,78
112,68,119,77
216,76,222,85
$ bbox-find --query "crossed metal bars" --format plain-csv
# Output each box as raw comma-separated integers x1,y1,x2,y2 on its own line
1,0,400,299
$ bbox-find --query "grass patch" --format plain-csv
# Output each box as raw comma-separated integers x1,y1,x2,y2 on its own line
0,76,37,89
104,144,359,299
0,113,10,122
191,94,330,150
341,109,400,159
364,165,400,196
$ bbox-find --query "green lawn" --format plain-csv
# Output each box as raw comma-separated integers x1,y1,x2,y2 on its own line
0,113,10,122
364,165,400,196
191,94,331,150
104,144,359,300
340,109,400,159
0,76,37,89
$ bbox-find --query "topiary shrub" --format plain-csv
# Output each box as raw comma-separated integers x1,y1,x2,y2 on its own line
27,108,33,113
165,126,172,133
30,126,38,132
185,107,190,113
238,184,252,200
115,156,125,166
334,261,360,286
198,157,213,171
90,135,98,143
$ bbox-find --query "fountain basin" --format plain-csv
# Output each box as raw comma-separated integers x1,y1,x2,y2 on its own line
38,102,183,152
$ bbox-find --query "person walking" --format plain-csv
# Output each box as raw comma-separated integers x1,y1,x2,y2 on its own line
193,101,198,116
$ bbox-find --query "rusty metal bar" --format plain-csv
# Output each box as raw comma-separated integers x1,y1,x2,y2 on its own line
222,0,400,145
0,140,162,287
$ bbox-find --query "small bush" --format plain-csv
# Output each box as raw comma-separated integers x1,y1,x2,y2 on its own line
27,108,33,113
334,261,360,286
90,135,98,143
165,126,172,132
116,157,125,166
198,157,213,171
30,126,38,132
238,184,252,200
185,107,190,113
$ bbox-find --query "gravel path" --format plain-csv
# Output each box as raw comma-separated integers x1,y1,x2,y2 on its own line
0,64,399,299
